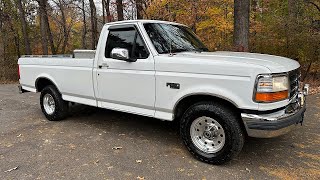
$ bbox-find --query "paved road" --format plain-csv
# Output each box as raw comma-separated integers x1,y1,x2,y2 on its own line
0,84,319,179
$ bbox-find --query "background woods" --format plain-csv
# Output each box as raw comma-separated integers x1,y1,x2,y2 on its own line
0,0,319,86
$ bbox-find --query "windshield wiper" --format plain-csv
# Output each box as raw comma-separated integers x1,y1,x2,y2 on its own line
172,48,190,53
194,47,209,52
161,48,208,54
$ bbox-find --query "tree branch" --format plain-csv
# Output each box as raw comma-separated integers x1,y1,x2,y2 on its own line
305,0,320,12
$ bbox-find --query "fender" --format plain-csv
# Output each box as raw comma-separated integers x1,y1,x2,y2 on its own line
171,85,255,114
35,73,60,93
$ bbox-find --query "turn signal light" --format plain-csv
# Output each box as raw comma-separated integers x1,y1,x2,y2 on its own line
255,90,289,102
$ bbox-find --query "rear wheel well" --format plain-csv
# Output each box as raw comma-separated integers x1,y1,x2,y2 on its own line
36,78,57,92
173,95,244,130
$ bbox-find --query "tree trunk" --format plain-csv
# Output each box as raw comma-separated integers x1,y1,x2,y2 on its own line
43,1,56,54
57,0,68,53
37,0,56,54
105,0,111,22
16,0,31,54
136,0,143,19
287,0,298,59
81,0,87,49
116,0,124,21
251,0,258,51
233,0,250,52
302,62,312,82
102,0,106,24
89,0,97,49
191,0,198,33
38,1,48,54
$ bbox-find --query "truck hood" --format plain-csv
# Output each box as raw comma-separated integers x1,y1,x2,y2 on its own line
176,51,300,73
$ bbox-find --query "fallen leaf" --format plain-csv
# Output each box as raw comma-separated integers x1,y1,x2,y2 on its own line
4,166,19,172
246,168,251,173
69,144,76,150
112,146,122,150
137,176,145,180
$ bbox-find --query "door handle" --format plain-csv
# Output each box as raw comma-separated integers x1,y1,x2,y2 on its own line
98,63,109,68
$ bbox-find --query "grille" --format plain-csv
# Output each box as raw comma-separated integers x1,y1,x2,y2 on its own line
288,69,300,99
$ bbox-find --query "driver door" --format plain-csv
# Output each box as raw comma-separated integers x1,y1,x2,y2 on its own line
96,25,156,117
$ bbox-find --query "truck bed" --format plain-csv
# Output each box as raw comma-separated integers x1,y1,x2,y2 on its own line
18,50,97,106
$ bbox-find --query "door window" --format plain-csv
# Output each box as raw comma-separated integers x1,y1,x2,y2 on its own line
105,27,149,59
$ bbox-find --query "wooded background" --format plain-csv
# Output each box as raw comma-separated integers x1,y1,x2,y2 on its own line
0,0,319,85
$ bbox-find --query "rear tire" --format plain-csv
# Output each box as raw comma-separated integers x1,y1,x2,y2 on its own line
40,85,69,121
180,101,244,165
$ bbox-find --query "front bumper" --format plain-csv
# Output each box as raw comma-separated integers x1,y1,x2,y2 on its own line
241,85,308,138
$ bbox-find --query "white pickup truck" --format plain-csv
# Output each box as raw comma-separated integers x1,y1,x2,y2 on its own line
18,20,309,164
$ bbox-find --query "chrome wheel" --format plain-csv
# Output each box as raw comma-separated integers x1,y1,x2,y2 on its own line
43,94,55,115
190,116,226,153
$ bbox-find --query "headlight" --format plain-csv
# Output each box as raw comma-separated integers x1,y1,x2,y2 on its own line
254,74,289,103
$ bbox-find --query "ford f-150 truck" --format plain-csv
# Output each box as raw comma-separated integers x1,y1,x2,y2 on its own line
18,20,309,164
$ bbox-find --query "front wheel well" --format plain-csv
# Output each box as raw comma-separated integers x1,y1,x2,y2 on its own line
173,95,247,136
173,94,240,121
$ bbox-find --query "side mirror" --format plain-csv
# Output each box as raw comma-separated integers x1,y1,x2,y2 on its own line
110,48,136,62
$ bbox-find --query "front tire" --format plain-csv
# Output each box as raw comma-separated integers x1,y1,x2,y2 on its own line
40,85,69,121
180,101,244,165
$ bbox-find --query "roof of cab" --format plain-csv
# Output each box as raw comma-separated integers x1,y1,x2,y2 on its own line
103,19,186,27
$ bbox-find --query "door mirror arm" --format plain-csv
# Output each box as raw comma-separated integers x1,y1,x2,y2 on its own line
126,58,137,62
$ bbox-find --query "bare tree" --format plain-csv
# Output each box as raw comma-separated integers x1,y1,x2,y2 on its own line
116,0,124,21
136,0,143,19
104,0,111,22
37,0,56,54
88,0,97,49
233,0,250,52
287,0,298,57
301,0,320,81
16,0,31,54
38,0,48,54
81,0,87,49
102,0,106,24
53,0,69,53
44,1,56,54
190,0,198,33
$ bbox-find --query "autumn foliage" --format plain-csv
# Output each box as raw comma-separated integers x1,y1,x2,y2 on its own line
0,0,319,84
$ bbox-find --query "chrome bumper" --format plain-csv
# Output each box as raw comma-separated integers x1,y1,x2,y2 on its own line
241,85,309,138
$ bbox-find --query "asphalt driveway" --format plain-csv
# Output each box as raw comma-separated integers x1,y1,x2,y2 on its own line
0,84,319,179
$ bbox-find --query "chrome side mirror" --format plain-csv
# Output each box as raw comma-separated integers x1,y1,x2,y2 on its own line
111,48,135,62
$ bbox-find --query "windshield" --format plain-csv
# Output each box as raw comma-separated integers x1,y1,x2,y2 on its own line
143,23,209,54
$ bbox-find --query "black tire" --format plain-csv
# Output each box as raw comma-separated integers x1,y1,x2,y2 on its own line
40,85,69,121
180,101,244,165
